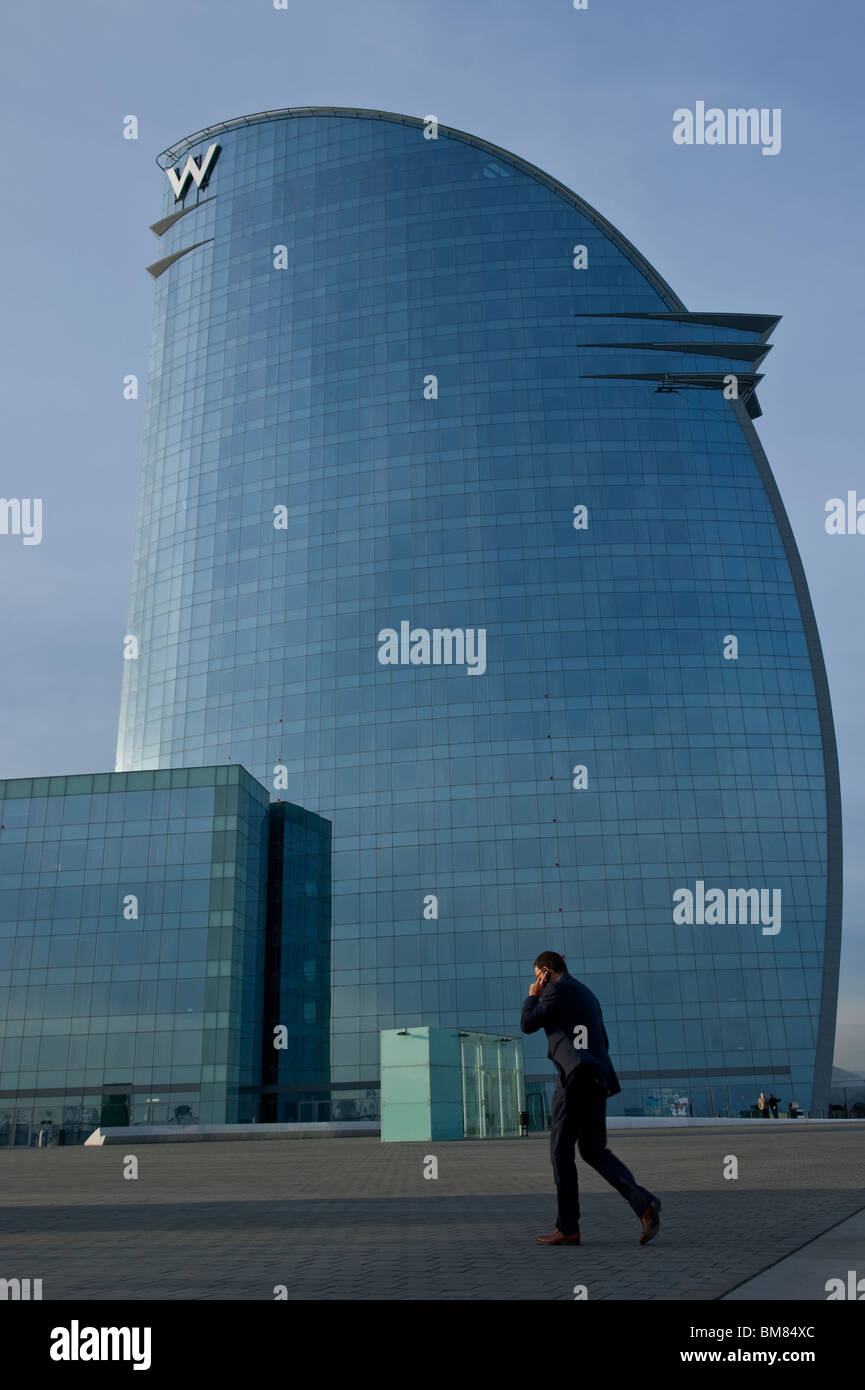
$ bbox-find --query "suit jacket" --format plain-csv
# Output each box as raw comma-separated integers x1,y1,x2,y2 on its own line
520,971,621,1097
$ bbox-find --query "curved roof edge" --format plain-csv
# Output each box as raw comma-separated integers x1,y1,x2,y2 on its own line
155,105,686,312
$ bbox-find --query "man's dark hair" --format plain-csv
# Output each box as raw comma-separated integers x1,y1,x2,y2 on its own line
534,950,566,974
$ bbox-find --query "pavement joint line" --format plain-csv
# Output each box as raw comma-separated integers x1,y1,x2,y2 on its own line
714,1200,865,1301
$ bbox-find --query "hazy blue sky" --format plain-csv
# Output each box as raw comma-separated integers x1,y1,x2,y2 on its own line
1,0,862,1069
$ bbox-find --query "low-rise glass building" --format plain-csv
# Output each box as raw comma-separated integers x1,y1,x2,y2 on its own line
0,766,330,1143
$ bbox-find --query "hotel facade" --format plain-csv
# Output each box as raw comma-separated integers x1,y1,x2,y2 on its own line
0,107,841,1140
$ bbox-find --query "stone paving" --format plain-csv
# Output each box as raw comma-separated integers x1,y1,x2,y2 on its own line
1,1124,862,1300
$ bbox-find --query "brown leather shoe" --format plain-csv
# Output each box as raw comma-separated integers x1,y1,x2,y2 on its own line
536,1229,580,1245
639,1199,661,1246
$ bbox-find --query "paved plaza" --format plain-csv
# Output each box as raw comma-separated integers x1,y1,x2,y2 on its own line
1,1124,862,1300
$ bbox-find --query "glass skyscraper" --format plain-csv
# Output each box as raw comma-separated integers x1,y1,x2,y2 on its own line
115,107,841,1118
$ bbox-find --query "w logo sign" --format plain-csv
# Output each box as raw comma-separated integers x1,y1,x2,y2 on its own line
165,143,220,201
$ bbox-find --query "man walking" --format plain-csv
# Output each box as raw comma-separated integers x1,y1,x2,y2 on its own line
521,951,662,1247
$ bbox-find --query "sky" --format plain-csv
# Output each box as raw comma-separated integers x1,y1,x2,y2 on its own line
0,0,862,1070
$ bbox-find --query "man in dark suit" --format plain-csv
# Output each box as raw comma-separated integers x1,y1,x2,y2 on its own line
521,950,661,1246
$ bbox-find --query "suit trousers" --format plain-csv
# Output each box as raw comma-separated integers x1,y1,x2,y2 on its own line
549,1073,656,1234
